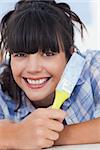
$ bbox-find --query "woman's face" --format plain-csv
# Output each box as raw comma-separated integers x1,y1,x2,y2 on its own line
11,50,67,106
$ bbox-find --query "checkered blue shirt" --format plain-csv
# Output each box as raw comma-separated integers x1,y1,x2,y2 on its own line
0,50,100,125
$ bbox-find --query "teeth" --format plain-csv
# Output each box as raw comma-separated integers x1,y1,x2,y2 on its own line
27,78,47,85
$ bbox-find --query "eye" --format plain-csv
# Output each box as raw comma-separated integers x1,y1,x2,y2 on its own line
43,51,57,57
12,52,28,57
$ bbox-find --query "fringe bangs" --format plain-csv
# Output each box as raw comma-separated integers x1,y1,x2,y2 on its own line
6,9,62,54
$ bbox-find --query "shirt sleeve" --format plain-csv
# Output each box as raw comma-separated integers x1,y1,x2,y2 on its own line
0,91,5,119
90,52,100,118
0,105,4,119
0,89,10,120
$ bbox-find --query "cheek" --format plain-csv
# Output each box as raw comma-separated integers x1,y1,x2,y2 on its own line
54,62,67,81
10,59,22,78
55,64,66,79
49,61,66,81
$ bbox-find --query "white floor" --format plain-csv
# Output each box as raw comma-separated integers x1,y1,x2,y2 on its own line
46,144,100,150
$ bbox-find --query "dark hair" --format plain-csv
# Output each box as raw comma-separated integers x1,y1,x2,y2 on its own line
0,0,85,110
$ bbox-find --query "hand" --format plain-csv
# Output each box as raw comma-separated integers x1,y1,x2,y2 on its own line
16,108,66,149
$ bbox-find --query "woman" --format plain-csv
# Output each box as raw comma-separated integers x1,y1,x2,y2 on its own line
0,0,100,149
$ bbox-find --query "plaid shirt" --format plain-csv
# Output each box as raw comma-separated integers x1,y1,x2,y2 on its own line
0,50,100,125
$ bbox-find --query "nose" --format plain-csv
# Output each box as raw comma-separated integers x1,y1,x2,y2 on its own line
26,54,43,74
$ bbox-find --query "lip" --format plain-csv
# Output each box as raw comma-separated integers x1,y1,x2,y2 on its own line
23,76,50,80
23,77,51,89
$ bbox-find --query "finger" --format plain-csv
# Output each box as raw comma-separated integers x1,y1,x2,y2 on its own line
47,108,66,121
45,119,64,132
47,107,66,122
40,139,54,149
33,108,66,121
43,128,59,141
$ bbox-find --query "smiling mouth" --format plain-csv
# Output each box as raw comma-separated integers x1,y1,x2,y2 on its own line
23,77,51,89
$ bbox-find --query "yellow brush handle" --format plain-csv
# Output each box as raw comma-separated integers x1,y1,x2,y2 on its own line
52,90,70,109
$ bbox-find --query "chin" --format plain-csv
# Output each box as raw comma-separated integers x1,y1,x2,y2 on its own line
26,94,47,102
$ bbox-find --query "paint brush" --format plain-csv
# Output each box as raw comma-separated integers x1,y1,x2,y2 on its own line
52,52,85,109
